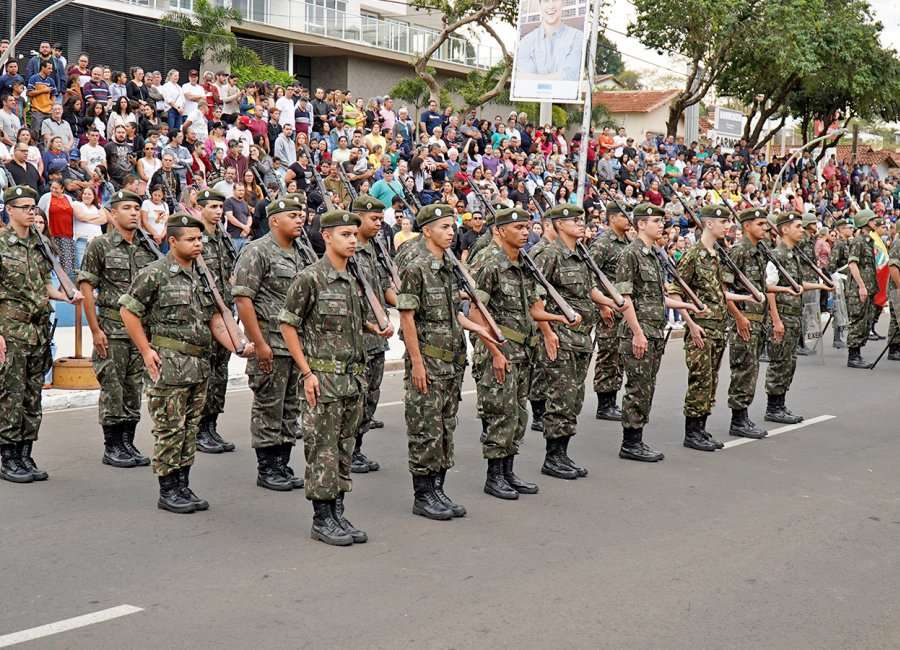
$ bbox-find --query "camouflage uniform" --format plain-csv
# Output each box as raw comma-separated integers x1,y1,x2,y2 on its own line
725,237,768,410
846,229,878,350
278,255,368,501
118,253,217,477
354,238,389,447
199,225,236,424
526,236,554,409
466,227,495,266
887,238,900,351
764,241,803,397
589,227,628,398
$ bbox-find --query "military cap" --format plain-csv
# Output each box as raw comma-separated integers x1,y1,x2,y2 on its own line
320,209,361,229
545,203,584,220
835,217,854,229
416,203,454,228
853,208,877,229
167,213,204,230
286,191,307,206
631,202,665,222
196,189,226,205
699,204,729,220
267,194,304,218
774,211,803,228
605,201,625,215
484,212,495,226
3,185,37,204
737,207,767,223
494,207,529,226
351,194,385,212
801,212,818,227
109,189,143,206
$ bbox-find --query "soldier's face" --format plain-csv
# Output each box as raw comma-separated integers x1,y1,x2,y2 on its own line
706,217,729,240
113,202,141,230
744,218,767,241
325,225,358,258
6,200,36,228
273,211,304,239
640,216,664,239
359,211,382,239
424,217,455,250
780,221,803,244
499,221,530,249
556,217,585,240
202,202,224,226
169,228,203,260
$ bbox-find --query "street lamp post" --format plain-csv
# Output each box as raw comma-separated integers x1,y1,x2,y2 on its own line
0,0,78,69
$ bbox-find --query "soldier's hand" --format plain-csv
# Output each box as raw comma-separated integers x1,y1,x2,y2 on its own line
93,328,109,359
304,373,321,407
600,305,614,327
773,319,785,343
788,286,803,297
689,323,706,349
143,348,161,383
491,351,509,384
543,330,559,362
411,360,428,394
735,315,751,343
240,342,255,358
858,286,868,301
67,289,84,304
566,312,583,328
0,335,5,365
256,341,274,373
632,331,648,360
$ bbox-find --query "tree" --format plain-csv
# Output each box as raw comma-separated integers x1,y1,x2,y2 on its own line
232,58,295,87
595,34,624,76
614,70,642,90
389,75,452,132
160,0,251,67
448,62,511,114
567,104,617,130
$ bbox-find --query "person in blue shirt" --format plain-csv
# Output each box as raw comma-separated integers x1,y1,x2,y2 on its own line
0,60,24,100
23,42,65,99
419,99,443,136
369,167,405,206
516,0,585,82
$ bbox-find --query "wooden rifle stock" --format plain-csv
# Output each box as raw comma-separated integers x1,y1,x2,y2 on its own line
348,256,390,331
520,249,579,324
654,247,707,313
301,144,335,210
133,227,166,260
373,234,401,292
444,249,505,344
195,255,246,354
794,245,834,289
575,240,624,307
31,225,77,300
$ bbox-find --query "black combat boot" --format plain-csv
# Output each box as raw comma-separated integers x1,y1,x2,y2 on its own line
121,421,150,466
729,408,768,439
206,414,235,452
102,423,137,468
889,345,900,361
699,415,724,449
178,466,209,511
833,326,846,349
530,400,545,432
157,473,196,513
279,443,304,489
18,441,48,481
368,418,384,430
333,493,368,542
619,428,664,462
484,458,519,500
196,417,225,453
256,447,293,491
595,391,623,421
765,394,803,424
683,416,717,452
310,500,353,546
559,436,588,477
433,469,466,517
503,455,539,493
541,438,578,479
0,443,33,483
412,473,453,519
350,435,379,473
847,346,868,369
479,419,488,444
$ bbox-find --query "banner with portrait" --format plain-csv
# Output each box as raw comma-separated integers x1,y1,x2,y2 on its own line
509,0,590,103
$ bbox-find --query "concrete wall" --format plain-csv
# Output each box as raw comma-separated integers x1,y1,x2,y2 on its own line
311,57,350,92
615,106,685,140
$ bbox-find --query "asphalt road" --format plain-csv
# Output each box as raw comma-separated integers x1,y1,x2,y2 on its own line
2,331,900,649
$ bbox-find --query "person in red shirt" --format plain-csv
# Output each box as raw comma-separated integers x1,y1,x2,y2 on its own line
202,71,221,120
598,126,615,155
646,179,664,206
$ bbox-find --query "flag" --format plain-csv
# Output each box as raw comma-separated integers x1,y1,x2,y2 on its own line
871,231,889,307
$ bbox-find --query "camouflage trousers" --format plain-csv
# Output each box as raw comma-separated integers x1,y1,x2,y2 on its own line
592,319,623,394
477,357,530,460
0,338,48,445
359,351,385,436
765,319,800,396
846,290,878,349
888,299,899,345
405,371,462,475
247,355,302,449
93,337,143,426
301,393,364,501
146,380,207,477
541,347,590,440
727,322,766,410
202,341,231,418
682,331,726,418
619,336,665,429
528,353,548,401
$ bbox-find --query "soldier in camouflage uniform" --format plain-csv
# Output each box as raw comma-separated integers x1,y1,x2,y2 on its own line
119,214,252,513
279,209,392,546
79,190,159,469
795,213,820,356
725,208,771,439
886,234,900,361
589,201,630,420
845,209,879,368
827,217,854,349
615,203,700,462
525,212,555,433
469,207,564,500
196,190,238,454
397,203,494,520
0,186,82,483
465,210,496,265
350,194,396,474
233,195,309,491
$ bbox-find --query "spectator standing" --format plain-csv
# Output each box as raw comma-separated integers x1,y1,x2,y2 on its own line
140,184,170,247
5,142,41,192
41,136,69,182
224,182,252,251
0,60,24,100
104,124,135,187
109,71,128,101
419,99,442,135
79,128,106,176
379,96,396,132
38,180,76,278
226,116,253,158
275,86,296,128
161,69,186,132
0,93,20,147
24,41,65,98
220,74,241,124
26,60,57,136
125,67,150,106
82,66,111,108
202,71,222,118
106,96,136,142
212,165,237,198
71,185,107,269
181,69,206,120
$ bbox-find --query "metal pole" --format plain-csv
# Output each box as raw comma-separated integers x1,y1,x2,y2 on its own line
576,0,603,204
8,0,15,58
768,128,847,220
0,0,77,70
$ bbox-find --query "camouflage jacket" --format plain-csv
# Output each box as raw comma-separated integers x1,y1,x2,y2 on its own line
395,235,427,270
396,248,466,378
232,233,306,357
888,238,900,287
827,238,851,275
798,236,819,283
848,232,878,294
0,229,51,345
466,227,494,266
201,225,236,304
279,255,368,401
615,239,667,339
355,239,390,355
471,241,539,363
674,241,727,336
723,238,767,319
770,242,803,320
534,238,597,353
528,236,553,260
78,229,158,339
118,254,217,386
589,227,629,280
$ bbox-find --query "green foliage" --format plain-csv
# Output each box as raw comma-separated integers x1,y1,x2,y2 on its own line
614,70,641,90
409,0,518,27
160,0,249,66
595,35,624,76
451,62,510,111
567,104,617,130
389,75,452,113
231,53,295,87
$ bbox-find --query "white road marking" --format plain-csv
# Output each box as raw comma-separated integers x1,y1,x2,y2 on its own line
722,414,836,449
0,605,142,648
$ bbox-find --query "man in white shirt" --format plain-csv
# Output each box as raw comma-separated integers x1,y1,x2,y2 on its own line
79,128,107,175
613,127,627,158
184,104,209,141
0,94,20,146
212,166,237,198
181,69,206,118
225,116,253,157
275,86,297,129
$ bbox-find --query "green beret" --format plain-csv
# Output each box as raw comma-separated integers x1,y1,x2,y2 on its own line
285,191,307,207
631,203,664,221
774,211,803,228
494,207,529,227
3,185,37,204
737,207,767,223
320,209,361,229
699,204,729,220
853,208,876,229
416,203,454,228
167,213,204,230
801,212,818,227
351,194,385,212
484,212,495,226
836,217,853,228
267,194,304,218
109,189,143,206
196,189,226,205
605,201,625,215
545,204,584,220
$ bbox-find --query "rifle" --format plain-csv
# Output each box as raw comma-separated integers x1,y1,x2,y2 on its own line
444,249,505,344
301,144,334,211
519,249,579,324
217,222,239,262
794,243,835,289
757,241,803,294
295,227,318,266
674,189,766,304
575,240,625,307
336,165,359,202
31,226,77,300
466,175,497,219
133,227,166,260
347,256,391,331
866,339,892,370
195,255,246,354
